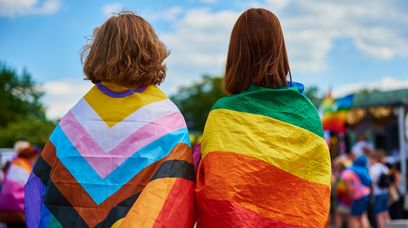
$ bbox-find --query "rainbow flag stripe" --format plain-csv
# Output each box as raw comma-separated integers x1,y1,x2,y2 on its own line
321,93,353,133
25,83,195,227
196,86,331,227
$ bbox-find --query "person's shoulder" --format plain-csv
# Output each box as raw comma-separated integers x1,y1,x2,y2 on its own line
341,169,354,179
380,163,389,172
145,85,167,97
371,163,389,174
210,94,241,111
370,163,382,173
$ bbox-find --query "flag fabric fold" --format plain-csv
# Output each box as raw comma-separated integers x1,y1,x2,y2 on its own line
196,85,331,227
25,82,195,228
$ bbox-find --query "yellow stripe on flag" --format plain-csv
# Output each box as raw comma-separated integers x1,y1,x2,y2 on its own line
84,85,167,127
202,109,331,186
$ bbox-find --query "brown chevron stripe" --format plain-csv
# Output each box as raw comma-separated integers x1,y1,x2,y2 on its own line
40,141,193,227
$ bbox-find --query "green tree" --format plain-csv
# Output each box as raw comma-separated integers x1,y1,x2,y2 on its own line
0,117,55,147
0,62,54,147
0,63,46,127
171,75,225,133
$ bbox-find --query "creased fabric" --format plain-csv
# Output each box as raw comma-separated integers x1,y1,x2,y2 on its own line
25,83,195,228
196,85,331,228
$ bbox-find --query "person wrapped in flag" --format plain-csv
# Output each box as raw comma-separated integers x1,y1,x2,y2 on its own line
195,8,331,227
24,11,195,227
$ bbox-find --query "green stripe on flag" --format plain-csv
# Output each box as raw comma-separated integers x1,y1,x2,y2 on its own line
212,85,324,138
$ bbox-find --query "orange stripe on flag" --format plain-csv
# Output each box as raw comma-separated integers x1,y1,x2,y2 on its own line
153,179,195,228
196,152,330,227
119,178,176,227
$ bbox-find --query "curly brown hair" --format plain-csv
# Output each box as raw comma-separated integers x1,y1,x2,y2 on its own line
82,11,169,87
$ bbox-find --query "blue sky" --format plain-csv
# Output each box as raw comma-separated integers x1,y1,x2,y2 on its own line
1,0,408,118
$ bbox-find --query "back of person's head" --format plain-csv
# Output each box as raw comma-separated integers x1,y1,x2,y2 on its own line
82,11,168,87
224,8,291,95
14,140,30,154
357,133,367,141
333,156,348,172
373,149,387,163
353,155,369,168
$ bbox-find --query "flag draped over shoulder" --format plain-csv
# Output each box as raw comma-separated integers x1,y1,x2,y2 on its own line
196,85,331,228
25,82,195,228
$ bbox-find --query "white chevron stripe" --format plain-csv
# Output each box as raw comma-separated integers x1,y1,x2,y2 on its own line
69,98,179,153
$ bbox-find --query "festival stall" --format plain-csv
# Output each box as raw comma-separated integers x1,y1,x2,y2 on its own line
321,88,408,194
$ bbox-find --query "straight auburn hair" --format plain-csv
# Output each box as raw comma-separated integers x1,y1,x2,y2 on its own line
224,8,291,95
82,11,168,87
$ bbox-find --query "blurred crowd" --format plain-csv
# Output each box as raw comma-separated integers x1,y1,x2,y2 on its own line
1,136,406,228
0,141,40,228
331,134,405,228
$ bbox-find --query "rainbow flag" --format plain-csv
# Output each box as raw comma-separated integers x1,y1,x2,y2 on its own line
196,85,331,227
321,93,354,133
24,82,195,227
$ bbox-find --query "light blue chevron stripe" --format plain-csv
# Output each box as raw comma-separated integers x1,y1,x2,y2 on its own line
49,125,190,204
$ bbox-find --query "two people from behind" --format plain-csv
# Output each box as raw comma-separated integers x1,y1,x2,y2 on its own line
24,8,332,228
337,145,395,228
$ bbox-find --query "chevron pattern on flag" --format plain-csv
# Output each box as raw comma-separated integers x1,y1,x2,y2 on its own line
24,82,195,228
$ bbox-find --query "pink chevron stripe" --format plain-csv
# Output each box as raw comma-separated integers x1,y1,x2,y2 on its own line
59,111,186,178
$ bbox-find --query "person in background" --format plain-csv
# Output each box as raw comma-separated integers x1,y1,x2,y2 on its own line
388,162,403,219
351,133,373,160
342,155,372,228
369,149,391,228
0,141,38,228
333,156,352,228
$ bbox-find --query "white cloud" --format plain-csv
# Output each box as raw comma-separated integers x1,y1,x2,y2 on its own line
333,76,408,98
160,8,239,93
102,3,124,17
41,79,92,119
278,0,408,71
0,0,60,17
265,0,290,10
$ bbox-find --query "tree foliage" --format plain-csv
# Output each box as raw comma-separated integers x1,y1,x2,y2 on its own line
171,75,225,133
0,62,53,147
0,63,46,127
0,117,55,147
